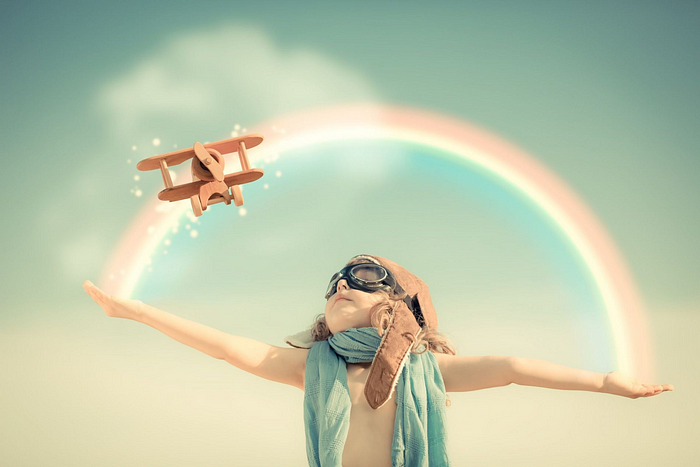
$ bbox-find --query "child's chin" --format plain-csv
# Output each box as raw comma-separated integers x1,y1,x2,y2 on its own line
332,325,350,334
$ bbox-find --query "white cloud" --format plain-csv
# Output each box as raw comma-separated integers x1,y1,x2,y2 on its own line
97,23,377,141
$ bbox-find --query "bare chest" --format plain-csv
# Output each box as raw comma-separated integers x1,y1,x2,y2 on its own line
342,363,396,467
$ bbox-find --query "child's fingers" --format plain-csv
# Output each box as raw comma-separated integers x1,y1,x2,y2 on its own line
83,282,95,298
83,280,96,296
84,281,104,298
83,281,109,306
83,281,99,300
641,384,672,397
649,384,672,393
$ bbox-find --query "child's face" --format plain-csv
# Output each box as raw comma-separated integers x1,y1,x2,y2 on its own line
324,278,386,334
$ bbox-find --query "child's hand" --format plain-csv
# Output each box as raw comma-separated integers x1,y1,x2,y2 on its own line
602,371,674,398
83,280,143,321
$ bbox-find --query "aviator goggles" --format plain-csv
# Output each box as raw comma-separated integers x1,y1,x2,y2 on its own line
324,263,404,300
324,262,425,326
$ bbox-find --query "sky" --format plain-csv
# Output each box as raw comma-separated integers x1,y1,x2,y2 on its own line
1,1,698,465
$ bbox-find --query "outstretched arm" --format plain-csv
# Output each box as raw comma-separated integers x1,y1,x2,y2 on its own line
82,280,307,389
83,280,231,360
511,357,674,398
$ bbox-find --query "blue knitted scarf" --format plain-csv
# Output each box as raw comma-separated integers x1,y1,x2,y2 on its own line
303,327,451,467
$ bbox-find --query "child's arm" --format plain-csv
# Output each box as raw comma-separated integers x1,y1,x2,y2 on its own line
138,300,236,361
511,357,674,398
83,280,307,390
511,357,605,392
436,354,515,392
138,301,307,389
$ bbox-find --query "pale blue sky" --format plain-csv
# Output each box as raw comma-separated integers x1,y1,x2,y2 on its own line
2,1,698,314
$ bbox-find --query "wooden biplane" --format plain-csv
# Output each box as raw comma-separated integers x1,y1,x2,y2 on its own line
136,134,265,217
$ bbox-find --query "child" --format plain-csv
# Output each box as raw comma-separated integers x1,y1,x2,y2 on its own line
83,253,674,467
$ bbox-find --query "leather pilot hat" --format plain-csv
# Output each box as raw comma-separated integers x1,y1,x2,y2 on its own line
284,254,437,409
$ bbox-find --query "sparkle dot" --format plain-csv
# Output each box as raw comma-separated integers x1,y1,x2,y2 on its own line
163,250,168,255
133,175,140,181
185,224,191,229
190,230,198,238
126,159,131,164
109,274,115,280
241,128,247,132
171,227,178,233
164,239,171,246
239,207,247,216
263,183,269,189
135,189,142,197
173,144,177,148
234,124,240,130
131,145,137,151
275,170,281,177
153,138,161,146
147,226,155,234
230,131,239,137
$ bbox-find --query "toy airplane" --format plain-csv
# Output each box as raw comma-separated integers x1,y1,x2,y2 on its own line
136,134,265,217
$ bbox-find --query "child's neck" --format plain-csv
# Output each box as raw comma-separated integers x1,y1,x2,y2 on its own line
349,361,372,370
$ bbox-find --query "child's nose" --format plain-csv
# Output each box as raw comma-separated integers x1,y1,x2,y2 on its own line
337,279,349,291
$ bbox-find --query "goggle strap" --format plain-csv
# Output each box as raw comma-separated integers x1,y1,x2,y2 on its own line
403,294,425,327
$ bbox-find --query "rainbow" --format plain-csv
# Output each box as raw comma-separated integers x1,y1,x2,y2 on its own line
101,103,653,381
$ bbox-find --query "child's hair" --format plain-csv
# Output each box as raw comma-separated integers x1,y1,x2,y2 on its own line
311,257,457,355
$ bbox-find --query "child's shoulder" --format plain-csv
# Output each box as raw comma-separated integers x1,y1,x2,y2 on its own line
429,350,458,375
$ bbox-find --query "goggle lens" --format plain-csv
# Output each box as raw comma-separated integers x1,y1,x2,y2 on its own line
351,264,387,283
325,272,340,298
